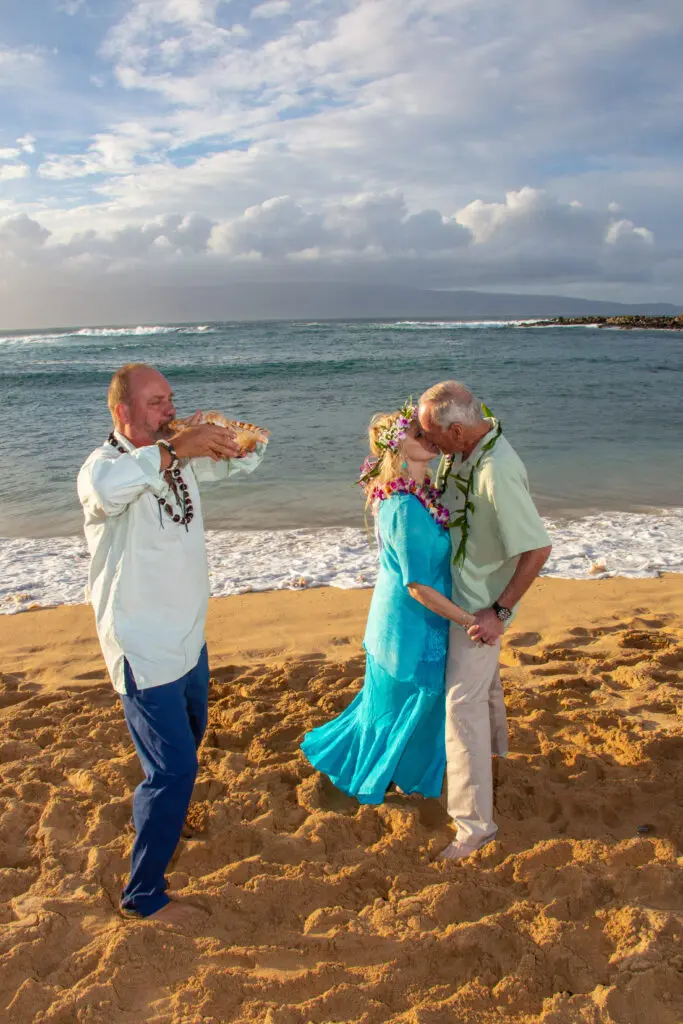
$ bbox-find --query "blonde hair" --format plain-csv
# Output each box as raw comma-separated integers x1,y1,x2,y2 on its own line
107,363,150,424
363,409,432,514
367,411,405,487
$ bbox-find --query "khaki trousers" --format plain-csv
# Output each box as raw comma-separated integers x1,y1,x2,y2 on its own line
445,626,509,844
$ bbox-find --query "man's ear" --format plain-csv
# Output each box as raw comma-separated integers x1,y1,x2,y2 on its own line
448,422,464,446
114,402,130,427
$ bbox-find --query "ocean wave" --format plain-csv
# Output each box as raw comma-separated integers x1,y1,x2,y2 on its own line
385,320,539,329
0,331,76,346
2,509,682,614
0,324,215,346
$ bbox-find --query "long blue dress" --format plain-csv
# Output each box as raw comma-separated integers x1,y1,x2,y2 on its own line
301,493,452,802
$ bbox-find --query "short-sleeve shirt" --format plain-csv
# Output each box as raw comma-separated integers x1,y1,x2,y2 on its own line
439,425,551,620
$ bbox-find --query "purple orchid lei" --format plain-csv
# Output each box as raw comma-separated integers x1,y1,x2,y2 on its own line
370,477,451,529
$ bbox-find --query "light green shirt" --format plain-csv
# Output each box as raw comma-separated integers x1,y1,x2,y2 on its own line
438,421,551,620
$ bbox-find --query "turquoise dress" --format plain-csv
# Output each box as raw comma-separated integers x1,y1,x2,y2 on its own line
301,493,452,802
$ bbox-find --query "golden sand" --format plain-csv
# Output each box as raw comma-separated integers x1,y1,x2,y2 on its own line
0,577,682,1023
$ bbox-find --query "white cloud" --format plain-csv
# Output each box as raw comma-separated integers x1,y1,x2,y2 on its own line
208,192,471,263
0,148,21,161
251,1,292,19
0,164,30,181
57,0,87,13
0,189,662,297
39,123,173,180
605,219,654,246
1,0,682,306
0,44,45,85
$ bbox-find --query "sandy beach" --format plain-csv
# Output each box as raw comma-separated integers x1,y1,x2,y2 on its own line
0,577,681,1024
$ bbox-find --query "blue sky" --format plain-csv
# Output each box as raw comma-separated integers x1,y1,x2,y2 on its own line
1,0,682,320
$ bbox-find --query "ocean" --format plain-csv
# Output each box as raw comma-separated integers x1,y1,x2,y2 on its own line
1,319,682,612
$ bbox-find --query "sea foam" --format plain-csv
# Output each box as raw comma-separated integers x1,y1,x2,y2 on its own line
0,324,214,346
1,510,681,614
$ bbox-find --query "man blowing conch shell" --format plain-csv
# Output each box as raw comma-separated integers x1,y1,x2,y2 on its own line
77,362,266,926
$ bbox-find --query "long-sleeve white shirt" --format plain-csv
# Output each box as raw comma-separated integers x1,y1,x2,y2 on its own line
77,430,263,694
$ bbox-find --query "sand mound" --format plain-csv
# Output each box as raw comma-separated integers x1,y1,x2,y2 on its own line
1,604,682,1023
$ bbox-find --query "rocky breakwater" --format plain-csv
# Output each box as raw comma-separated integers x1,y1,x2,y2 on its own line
529,314,683,330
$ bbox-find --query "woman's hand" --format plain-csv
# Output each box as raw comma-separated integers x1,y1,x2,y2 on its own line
467,609,504,645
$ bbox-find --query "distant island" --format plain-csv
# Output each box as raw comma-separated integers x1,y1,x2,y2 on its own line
529,314,683,330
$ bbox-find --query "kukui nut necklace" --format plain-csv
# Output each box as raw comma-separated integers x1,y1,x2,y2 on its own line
107,433,194,529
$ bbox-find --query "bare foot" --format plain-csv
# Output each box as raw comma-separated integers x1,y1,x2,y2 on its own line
145,900,209,929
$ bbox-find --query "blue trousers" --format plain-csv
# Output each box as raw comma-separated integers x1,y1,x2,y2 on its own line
119,645,209,917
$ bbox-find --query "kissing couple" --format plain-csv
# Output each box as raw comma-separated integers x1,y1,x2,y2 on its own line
302,379,551,861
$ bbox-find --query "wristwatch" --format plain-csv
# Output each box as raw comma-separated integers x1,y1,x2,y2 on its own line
492,600,512,622
157,439,180,472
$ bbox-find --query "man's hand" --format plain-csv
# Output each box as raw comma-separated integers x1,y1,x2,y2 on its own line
171,414,240,462
467,608,504,645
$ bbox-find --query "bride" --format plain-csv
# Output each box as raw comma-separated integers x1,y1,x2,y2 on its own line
301,401,478,802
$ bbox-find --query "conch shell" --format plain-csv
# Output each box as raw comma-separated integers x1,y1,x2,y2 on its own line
170,411,270,454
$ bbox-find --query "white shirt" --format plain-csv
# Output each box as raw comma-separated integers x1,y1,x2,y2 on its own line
77,430,263,694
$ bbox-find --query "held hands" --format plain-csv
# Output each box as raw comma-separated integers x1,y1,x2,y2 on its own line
171,411,241,462
467,608,505,645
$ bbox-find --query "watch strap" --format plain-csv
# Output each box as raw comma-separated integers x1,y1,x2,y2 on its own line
492,600,512,621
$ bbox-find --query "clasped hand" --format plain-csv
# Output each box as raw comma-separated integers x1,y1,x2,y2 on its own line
171,411,242,461
467,608,505,646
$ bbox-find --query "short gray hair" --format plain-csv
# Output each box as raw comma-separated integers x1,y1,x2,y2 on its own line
419,380,484,428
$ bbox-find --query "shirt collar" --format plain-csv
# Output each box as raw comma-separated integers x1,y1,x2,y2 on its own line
112,429,137,454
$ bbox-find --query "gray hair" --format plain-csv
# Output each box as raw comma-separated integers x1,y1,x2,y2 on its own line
419,380,484,428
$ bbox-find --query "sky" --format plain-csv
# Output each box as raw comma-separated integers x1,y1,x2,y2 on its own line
1,0,682,324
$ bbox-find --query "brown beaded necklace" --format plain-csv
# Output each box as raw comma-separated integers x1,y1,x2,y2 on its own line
107,432,195,528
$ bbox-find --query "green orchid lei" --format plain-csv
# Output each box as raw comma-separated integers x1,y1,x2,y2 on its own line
437,404,503,567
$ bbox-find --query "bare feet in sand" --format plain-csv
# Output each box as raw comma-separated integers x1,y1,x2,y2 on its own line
145,900,209,929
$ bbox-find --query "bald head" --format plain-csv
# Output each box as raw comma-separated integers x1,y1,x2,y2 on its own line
419,380,484,429
108,363,153,419
418,379,488,456
108,363,176,446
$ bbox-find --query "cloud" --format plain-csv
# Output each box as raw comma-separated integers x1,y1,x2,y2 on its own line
57,0,87,13
0,148,21,161
1,0,683,309
0,214,50,257
0,164,30,181
251,1,292,19
0,44,45,86
0,189,661,296
605,219,654,246
38,123,173,180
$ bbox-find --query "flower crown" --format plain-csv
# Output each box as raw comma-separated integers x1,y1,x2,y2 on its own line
358,398,416,486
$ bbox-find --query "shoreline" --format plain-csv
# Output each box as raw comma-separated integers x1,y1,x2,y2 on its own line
3,507,683,614
528,314,683,330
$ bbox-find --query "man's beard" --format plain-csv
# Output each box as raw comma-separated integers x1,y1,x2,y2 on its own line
156,420,175,439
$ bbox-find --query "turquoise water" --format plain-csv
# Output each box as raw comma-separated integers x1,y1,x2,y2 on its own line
1,319,681,538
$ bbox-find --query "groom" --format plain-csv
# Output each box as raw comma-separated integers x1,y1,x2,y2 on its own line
418,380,551,861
